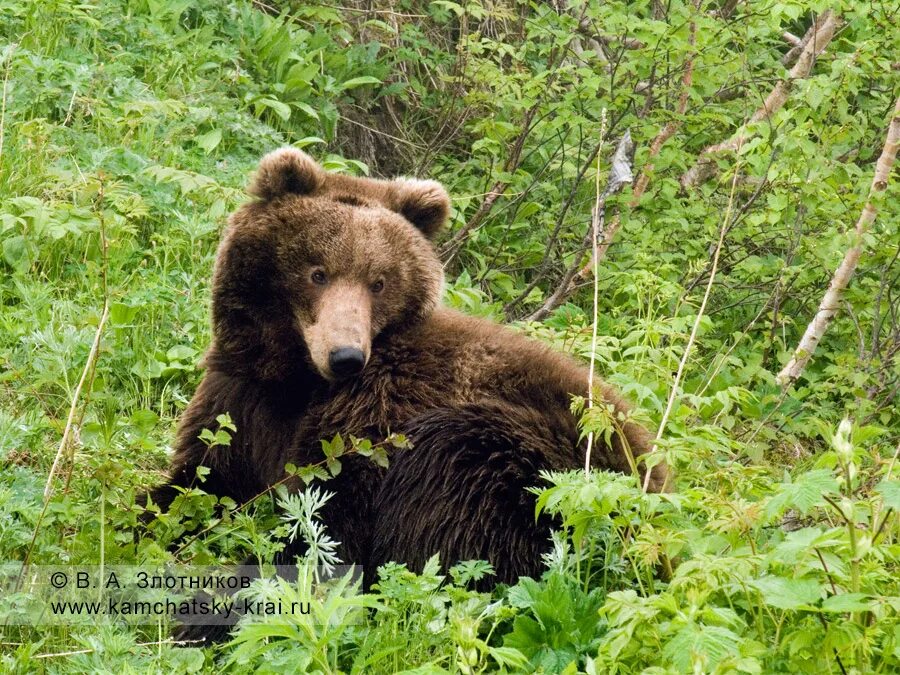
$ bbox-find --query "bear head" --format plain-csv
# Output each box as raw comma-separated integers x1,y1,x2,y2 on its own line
206,148,450,382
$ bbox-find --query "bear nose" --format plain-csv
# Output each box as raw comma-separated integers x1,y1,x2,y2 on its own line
328,347,366,378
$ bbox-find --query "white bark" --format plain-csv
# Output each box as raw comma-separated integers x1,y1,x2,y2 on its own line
681,11,838,189
776,97,900,387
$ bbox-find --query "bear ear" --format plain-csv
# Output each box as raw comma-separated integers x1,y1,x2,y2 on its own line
394,179,451,239
248,147,326,201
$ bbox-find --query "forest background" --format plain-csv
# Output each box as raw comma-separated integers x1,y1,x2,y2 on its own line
1,1,899,672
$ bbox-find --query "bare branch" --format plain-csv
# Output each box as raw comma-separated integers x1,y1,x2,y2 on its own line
527,130,634,322
782,31,802,47
776,97,900,387
645,138,745,492
575,130,634,279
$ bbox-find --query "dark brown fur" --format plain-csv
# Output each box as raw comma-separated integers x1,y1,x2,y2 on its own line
148,148,667,593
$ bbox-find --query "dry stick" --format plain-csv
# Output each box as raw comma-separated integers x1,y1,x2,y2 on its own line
575,130,634,281
0,43,16,168
680,11,838,190
526,130,632,322
776,97,900,387
17,186,111,592
583,111,608,474
43,189,111,500
643,142,744,493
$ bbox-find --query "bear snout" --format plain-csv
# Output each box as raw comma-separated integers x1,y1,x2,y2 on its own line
329,346,367,378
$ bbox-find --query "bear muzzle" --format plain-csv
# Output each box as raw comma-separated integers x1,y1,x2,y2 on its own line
301,282,373,380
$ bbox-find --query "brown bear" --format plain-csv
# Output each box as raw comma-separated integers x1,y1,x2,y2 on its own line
147,147,667,594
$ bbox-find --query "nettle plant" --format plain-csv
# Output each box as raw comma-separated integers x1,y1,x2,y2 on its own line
161,404,898,673
526,410,900,673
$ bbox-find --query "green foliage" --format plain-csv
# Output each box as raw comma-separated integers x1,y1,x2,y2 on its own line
1,0,898,672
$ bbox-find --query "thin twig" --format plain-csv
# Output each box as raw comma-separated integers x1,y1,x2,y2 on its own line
43,184,110,500
0,43,17,169
34,639,206,659
584,110,608,474
644,140,744,493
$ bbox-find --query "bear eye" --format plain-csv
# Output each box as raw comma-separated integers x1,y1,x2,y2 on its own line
311,269,328,285
371,279,385,294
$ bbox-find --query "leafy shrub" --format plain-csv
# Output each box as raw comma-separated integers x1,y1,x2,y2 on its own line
1,0,897,672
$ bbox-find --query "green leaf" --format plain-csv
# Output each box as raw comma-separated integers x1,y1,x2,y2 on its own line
254,97,291,121
765,469,839,518
751,575,823,610
327,457,342,477
387,433,411,450
821,593,873,613
110,302,140,326
662,623,742,672
293,136,326,149
875,479,900,510
321,433,345,459
338,76,381,90
195,128,222,153
2,235,29,271
215,413,236,432
371,446,390,468
489,646,529,670
297,464,330,485
166,345,197,362
294,102,319,120
432,0,464,17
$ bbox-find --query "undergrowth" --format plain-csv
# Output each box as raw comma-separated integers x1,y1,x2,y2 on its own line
1,0,898,672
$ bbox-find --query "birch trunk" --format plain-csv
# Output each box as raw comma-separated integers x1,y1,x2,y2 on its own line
681,12,838,189
776,97,900,387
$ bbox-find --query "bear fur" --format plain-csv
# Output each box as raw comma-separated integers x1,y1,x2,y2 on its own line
147,148,667,588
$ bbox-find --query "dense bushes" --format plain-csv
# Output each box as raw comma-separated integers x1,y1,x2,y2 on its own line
0,1,898,672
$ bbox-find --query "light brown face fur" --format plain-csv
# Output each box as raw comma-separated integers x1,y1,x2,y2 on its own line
300,280,374,379
209,148,449,382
